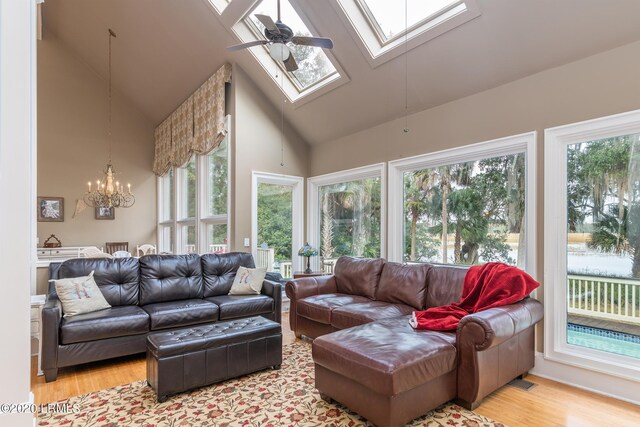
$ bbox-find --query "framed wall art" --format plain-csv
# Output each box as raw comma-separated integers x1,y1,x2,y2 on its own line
37,197,64,222
95,207,115,220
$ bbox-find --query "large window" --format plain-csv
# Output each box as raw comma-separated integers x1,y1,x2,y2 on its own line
402,154,526,267
157,130,230,255
308,164,385,272
545,111,640,383
388,132,535,272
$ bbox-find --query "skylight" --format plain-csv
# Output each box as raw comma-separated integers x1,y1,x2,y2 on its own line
334,0,480,68
358,0,460,42
247,0,338,90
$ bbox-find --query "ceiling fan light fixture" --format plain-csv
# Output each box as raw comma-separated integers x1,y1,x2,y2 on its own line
270,43,290,61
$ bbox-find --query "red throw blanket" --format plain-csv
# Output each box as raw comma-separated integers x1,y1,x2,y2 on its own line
409,262,539,331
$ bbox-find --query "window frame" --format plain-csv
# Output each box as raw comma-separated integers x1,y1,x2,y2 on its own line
387,132,536,275
157,117,231,255
544,110,640,382
251,171,305,272
307,163,386,271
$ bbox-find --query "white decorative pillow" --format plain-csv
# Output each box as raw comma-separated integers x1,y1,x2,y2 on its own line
53,271,111,317
228,266,267,295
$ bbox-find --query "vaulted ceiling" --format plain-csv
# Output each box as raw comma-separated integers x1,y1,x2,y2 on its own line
42,0,640,145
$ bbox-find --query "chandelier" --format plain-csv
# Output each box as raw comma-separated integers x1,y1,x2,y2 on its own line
84,28,135,209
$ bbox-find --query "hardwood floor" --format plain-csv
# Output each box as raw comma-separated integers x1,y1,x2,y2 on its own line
32,313,639,426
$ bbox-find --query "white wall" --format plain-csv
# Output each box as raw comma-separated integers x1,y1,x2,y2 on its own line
0,0,37,425
231,65,309,252
37,33,157,256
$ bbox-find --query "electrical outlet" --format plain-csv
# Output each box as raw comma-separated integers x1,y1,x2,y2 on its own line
243,238,250,247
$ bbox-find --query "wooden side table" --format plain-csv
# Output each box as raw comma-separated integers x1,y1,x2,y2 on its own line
293,271,327,279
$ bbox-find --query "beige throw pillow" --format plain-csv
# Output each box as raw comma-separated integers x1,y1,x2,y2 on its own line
54,271,111,317
228,266,267,295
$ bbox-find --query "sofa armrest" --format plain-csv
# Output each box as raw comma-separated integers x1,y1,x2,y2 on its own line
457,297,544,351
455,297,543,409
285,275,337,336
261,279,282,324
41,294,62,381
285,275,337,301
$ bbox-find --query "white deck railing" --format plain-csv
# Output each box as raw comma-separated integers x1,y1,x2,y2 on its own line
568,274,640,325
256,248,274,270
322,258,337,274
209,244,227,253
279,262,292,278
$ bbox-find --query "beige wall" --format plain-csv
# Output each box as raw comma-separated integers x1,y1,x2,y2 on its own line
310,40,640,350
37,35,156,254
231,65,309,251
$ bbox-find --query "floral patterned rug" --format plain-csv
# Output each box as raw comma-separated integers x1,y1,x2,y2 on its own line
38,341,505,426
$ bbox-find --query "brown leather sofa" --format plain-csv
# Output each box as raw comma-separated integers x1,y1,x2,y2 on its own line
42,252,281,382
286,256,543,426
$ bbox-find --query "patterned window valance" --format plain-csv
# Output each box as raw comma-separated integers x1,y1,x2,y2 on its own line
153,63,232,176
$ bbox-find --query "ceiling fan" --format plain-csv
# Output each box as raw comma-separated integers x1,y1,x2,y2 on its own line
226,0,334,72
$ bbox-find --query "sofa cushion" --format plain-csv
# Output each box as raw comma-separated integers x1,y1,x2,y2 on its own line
313,316,457,396
331,301,414,329
58,257,140,306
54,272,112,317
334,256,385,300
205,295,274,320
201,252,255,297
228,266,267,295
376,262,431,310
139,254,203,305
425,264,468,308
297,293,370,325
60,305,149,345
142,299,219,330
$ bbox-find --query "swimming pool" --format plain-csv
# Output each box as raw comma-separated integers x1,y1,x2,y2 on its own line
567,324,640,359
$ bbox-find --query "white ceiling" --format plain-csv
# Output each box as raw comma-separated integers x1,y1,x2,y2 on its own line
42,0,640,145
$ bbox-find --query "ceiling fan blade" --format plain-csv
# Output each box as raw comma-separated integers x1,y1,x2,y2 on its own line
283,54,299,72
291,36,334,49
227,40,269,51
255,14,280,34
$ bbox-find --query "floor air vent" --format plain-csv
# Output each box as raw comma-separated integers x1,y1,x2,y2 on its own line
507,378,537,391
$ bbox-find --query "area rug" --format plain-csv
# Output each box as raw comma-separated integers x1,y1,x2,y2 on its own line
38,341,505,427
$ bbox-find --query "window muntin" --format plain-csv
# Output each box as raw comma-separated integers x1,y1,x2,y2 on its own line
358,0,460,43
402,153,525,267
247,0,338,90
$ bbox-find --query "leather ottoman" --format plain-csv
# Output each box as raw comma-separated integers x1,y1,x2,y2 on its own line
146,316,282,402
312,316,457,427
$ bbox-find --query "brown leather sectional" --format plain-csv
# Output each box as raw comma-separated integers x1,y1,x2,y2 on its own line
286,256,543,427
